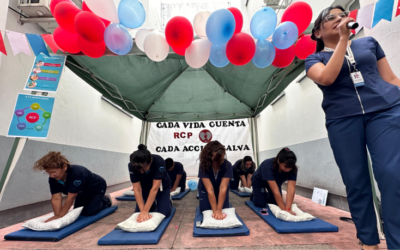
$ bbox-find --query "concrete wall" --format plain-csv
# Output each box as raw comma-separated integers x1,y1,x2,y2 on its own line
0,0,142,214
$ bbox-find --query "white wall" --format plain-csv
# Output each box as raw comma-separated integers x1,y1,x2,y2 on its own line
0,0,142,154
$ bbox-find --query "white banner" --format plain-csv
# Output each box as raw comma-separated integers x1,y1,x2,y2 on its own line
147,119,254,176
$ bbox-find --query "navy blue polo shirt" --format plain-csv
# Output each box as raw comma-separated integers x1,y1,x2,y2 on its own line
305,36,400,120
198,159,233,194
49,165,106,196
167,161,185,184
233,159,255,178
251,158,297,193
128,154,171,197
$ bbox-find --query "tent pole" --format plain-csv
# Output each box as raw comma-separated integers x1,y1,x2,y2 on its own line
0,138,28,202
254,117,260,167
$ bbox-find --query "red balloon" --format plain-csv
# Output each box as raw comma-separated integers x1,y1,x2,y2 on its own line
75,12,105,44
165,17,193,50
281,1,312,34
226,32,256,66
53,27,80,53
78,36,105,58
295,34,316,60
50,0,71,14
272,45,295,68
82,2,111,27
54,2,81,34
228,7,243,34
172,46,185,56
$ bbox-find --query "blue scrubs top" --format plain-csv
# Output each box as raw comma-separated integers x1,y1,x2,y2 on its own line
167,161,186,185
198,159,233,195
233,159,255,179
305,36,400,120
128,154,171,197
49,165,106,196
251,158,297,194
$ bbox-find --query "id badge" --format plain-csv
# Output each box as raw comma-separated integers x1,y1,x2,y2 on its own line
350,71,365,87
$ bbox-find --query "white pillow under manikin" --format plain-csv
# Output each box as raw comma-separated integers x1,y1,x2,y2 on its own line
123,190,135,196
22,207,83,231
170,187,181,197
200,207,242,229
268,204,315,222
118,212,165,232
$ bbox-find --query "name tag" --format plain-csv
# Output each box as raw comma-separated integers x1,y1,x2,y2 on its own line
351,71,365,87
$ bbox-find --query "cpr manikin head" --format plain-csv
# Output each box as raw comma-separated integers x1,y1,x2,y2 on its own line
33,151,70,181
130,144,152,174
274,148,298,174
311,5,347,52
165,158,175,171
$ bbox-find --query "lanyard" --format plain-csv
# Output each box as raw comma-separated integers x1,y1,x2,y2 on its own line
324,44,358,72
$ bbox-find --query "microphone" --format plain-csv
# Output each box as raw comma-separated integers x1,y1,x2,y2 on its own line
347,22,359,29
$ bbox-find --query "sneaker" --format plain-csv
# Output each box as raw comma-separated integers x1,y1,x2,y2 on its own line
104,194,112,208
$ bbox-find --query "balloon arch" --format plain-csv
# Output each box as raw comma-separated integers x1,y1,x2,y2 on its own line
50,0,316,69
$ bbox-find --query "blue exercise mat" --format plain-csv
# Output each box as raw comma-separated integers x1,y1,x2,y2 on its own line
231,189,252,197
245,201,339,233
115,195,136,201
98,207,176,245
172,189,190,200
116,189,190,201
193,206,250,237
4,206,118,242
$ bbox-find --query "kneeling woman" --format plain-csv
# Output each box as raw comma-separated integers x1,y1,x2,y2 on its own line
33,152,112,222
230,156,256,190
129,144,172,222
251,148,298,215
198,141,233,219
165,158,187,193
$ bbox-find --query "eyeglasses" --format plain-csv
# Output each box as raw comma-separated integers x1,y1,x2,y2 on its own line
324,11,349,22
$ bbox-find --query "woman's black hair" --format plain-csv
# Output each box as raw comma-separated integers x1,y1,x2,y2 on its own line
311,5,346,52
130,144,152,172
165,158,174,169
241,156,256,173
273,147,298,174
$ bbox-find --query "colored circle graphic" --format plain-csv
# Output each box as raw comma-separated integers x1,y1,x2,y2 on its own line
199,129,212,143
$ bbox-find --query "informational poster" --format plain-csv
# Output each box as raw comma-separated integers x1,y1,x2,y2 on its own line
147,119,254,176
24,54,66,92
7,94,55,139
311,187,329,206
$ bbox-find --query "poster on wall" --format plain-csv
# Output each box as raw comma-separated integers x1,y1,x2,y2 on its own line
7,94,55,139
24,54,66,92
147,119,254,176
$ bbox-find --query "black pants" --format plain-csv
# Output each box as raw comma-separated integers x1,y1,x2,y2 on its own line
178,172,187,192
250,183,278,208
199,188,229,213
135,188,172,217
74,188,108,216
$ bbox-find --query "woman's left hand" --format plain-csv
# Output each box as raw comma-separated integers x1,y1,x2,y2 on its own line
45,215,61,223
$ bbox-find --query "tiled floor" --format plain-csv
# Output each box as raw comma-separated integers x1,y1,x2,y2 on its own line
0,187,387,250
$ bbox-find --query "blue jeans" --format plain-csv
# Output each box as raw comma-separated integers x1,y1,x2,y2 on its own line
326,104,400,248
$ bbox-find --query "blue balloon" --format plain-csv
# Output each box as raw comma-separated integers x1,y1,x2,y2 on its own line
206,9,235,45
104,24,133,55
272,21,298,50
250,7,277,40
210,43,229,68
188,180,198,191
252,40,276,68
118,0,146,29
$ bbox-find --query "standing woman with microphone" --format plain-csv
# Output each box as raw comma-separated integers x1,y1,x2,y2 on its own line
306,5,400,250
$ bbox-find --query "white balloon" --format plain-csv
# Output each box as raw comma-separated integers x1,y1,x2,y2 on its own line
185,38,211,68
193,11,211,38
135,28,153,52
84,0,119,23
144,31,169,62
